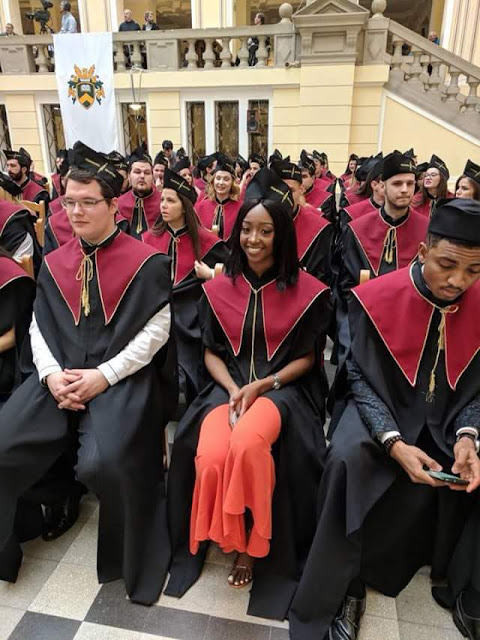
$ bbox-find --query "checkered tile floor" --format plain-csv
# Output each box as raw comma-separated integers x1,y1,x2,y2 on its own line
0,358,464,640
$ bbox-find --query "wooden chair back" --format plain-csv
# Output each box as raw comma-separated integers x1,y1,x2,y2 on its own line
20,200,46,248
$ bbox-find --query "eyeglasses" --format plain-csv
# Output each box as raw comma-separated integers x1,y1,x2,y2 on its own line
424,172,440,179
61,198,107,211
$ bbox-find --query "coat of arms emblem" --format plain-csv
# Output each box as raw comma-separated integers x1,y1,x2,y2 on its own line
68,65,105,110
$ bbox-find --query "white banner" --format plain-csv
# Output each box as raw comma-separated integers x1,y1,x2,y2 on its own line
53,32,119,153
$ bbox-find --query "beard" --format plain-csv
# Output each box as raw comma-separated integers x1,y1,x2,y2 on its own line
8,168,24,183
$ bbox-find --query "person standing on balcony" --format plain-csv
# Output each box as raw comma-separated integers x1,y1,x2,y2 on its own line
59,2,78,34
119,9,141,32
248,12,268,66
142,11,159,31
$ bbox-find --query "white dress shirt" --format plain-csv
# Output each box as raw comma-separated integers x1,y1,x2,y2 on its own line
30,305,171,386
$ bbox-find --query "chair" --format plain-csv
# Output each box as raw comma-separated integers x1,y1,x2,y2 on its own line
17,255,34,279
20,200,46,248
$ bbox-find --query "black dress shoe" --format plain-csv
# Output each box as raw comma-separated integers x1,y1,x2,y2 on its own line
328,594,366,640
41,489,83,542
454,592,480,640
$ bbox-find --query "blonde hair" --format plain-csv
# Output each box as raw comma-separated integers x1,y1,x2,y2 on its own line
205,174,240,202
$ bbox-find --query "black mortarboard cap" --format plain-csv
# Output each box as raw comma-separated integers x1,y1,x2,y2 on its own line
0,172,23,197
128,143,152,167
197,154,216,172
299,150,316,174
382,151,416,181
214,154,236,176
245,167,294,212
463,159,480,186
163,167,197,204
108,151,128,172
248,152,266,167
404,148,415,159
429,198,480,245
4,147,32,169
355,156,380,182
369,156,384,181
176,147,187,159
236,155,248,170
416,162,429,174
153,151,169,168
271,157,302,183
59,149,74,177
71,141,124,197
428,154,449,179
172,156,191,173
268,149,283,166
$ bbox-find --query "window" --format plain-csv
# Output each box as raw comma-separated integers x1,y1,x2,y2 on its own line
121,103,148,156
0,105,12,171
186,102,205,165
248,99,269,159
20,0,81,35
215,101,239,158
42,104,65,174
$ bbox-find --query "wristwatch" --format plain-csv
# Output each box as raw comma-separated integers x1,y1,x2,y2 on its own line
272,373,282,390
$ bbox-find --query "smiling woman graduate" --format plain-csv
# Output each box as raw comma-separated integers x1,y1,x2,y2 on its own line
166,167,332,622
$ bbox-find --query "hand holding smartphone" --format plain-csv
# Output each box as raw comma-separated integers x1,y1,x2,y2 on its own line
426,469,469,485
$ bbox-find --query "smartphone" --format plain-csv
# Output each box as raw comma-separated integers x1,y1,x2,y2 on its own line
426,469,469,485
229,408,238,428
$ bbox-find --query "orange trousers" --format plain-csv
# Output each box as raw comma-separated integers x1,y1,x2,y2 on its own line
190,397,281,558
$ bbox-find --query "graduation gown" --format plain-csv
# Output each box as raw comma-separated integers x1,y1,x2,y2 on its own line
51,173,62,200
304,183,336,223
19,178,50,206
412,191,455,218
289,263,480,640
166,269,332,621
339,187,367,210
142,225,229,403
117,188,161,239
195,197,243,242
0,201,42,273
340,196,380,228
43,210,129,255
193,176,207,193
0,230,177,603
48,196,63,217
0,257,35,397
293,205,333,285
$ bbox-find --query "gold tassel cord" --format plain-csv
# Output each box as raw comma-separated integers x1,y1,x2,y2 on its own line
213,204,223,233
75,251,96,318
382,227,397,265
136,198,146,235
426,306,458,403
248,289,259,384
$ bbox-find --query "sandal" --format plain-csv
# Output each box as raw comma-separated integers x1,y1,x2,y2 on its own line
228,556,254,588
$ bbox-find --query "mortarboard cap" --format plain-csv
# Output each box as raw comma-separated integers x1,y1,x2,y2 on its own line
172,156,191,173
214,154,236,176
428,198,480,245
245,167,294,212
428,154,449,180
163,167,197,204
128,143,152,167
3,148,32,169
153,150,169,168
108,151,129,172
70,141,124,197
271,157,302,183
248,152,266,167
197,154,216,172
176,147,187,159
299,150,316,174
463,159,480,186
382,151,416,181
416,162,429,174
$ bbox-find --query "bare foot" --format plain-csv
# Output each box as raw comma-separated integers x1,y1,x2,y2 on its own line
227,552,254,587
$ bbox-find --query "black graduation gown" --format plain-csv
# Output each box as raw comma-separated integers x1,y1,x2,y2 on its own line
142,225,229,404
289,263,480,640
166,268,331,621
117,189,161,240
0,202,42,273
0,230,177,603
293,205,333,286
20,178,50,206
0,257,35,399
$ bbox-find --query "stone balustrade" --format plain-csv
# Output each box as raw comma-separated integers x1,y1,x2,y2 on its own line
0,4,296,74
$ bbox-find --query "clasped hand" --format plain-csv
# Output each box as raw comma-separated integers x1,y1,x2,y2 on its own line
391,439,480,493
47,368,109,411
228,380,265,427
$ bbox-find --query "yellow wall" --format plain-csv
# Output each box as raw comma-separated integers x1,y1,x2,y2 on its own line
5,93,45,175
429,0,445,34
381,95,479,180
148,91,182,154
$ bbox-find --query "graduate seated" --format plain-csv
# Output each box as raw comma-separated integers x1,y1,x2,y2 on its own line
270,159,333,285
455,159,480,202
289,198,480,640
117,144,161,238
166,169,331,623
195,155,243,242
0,142,177,604
143,167,229,405
4,148,50,206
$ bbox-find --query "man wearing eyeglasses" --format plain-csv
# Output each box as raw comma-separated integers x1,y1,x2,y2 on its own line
0,141,177,606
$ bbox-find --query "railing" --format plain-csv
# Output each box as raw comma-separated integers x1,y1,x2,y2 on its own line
0,4,296,74
386,20,480,115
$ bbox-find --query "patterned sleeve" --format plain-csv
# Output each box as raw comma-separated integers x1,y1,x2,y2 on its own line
454,395,480,432
346,356,399,439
